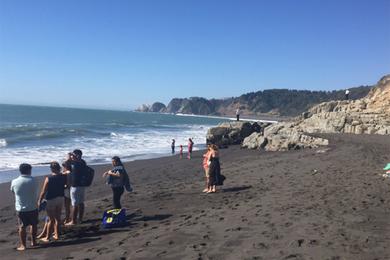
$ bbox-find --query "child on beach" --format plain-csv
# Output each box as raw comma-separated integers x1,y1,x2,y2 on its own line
179,145,183,159
171,139,175,154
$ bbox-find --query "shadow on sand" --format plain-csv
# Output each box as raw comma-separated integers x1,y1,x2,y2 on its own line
222,185,252,193
134,214,173,222
37,237,101,248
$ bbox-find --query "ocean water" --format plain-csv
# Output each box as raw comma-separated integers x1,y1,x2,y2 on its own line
0,104,226,183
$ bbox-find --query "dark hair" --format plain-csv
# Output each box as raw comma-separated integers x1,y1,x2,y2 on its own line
111,156,123,166
62,160,72,170
50,161,61,172
73,149,82,157
19,163,32,175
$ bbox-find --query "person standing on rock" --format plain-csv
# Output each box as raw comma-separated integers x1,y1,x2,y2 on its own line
236,108,240,121
345,89,350,100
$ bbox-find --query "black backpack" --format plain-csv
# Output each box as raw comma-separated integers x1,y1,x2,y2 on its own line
71,161,95,187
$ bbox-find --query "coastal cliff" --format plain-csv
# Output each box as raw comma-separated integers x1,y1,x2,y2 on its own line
136,86,371,117
240,75,390,151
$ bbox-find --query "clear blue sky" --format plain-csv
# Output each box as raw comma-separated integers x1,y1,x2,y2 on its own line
1,0,389,110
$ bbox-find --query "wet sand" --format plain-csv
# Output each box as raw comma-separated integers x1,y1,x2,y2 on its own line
0,133,389,259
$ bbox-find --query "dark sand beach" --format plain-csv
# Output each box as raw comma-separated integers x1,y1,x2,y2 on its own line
0,134,389,260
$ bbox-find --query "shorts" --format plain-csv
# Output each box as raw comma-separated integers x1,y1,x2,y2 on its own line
70,186,86,206
64,188,70,199
17,209,38,228
46,197,63,211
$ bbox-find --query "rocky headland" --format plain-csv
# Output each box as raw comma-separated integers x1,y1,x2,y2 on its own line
206,75,390,151
136,86,371,117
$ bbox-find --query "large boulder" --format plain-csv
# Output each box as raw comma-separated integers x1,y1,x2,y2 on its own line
206,121,270,146
242,132,267,149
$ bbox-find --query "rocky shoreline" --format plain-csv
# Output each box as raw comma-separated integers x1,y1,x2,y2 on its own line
206,75,390,151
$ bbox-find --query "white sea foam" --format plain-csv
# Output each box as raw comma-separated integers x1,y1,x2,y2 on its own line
0,124,211,174
0,139,7,148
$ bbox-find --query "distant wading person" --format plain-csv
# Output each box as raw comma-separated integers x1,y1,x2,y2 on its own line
187,138,194,159
202,145,212,192
103,156,132,209
171,139,175,154
10,163,38,251
179,145,183,159
38,161,66,242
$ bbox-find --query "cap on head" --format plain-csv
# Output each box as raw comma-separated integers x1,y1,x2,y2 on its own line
19,163,32,175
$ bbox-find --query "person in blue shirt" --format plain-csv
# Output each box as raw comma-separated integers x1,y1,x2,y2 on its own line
10,163,38,251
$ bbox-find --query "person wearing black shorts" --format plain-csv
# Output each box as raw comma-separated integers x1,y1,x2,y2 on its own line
10,163,39,251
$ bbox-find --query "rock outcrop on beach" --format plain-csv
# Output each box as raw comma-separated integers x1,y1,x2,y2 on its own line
242,75,390,151
137,86,371,117
206,121,271,146
299,75,390,135
242,121,329,151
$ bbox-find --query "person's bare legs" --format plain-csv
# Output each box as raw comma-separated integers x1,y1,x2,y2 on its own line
30,224,37,247
37,220,48,239
64,197,71,224
78,203,84,223
41,218,53,242
66,205,78,225
53,205,62,240
42,207,55,242
203,177,209,192
17,226,27,251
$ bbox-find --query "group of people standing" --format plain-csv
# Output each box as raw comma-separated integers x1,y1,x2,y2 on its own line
9,149,130,251
10,141,221,251
171,138,194,159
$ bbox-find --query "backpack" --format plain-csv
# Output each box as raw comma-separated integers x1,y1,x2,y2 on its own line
71,161,94,187
80,166,94,187
102,208,127,228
